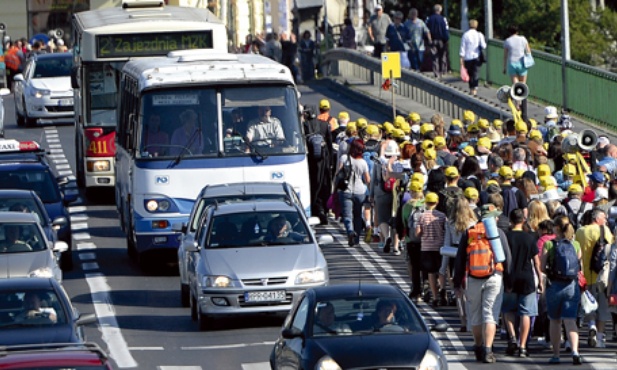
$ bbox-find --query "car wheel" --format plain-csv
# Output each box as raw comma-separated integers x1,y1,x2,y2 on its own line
24,113,37,127
15,100,25,126
190,294,198,321
76,143,86,188
181,283,190,307
60,234,74,271
126,230,137,261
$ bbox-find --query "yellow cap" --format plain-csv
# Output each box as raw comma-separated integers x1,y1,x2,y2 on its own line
422,139,435,151
568,184,583,194
451,119,463,128
529,118,537,129
420,123,435,135
394,115,406,128
400,122,411,134
499,166,513,179
467,124,479,133
409,181,423,193
445,166,459,178
463,145,475,156
356,117,368,129
529,129,542,140
537,164,551,178
411,172,425,184
424,148,437,160
346,122,357,132
492,119,503,129
383,122,394,133
515,169,526,179
539,176,556,189
392,128,405,139
478,137,492,150
434,136,446,148
338,111,350,120
408,112,421,122
399,140,412,150
487,179,500,187
464,187,479,200
425,192,439,203
365,124,379,136
515,120,528,133
478,118,490,129
463,110,475,123
563,164,576,177
319,99,330,109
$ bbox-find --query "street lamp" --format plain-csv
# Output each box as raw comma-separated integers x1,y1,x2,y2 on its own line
561,0,570,110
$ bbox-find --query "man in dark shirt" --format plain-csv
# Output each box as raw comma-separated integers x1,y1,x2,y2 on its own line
503,209,541,358
426,4,449,79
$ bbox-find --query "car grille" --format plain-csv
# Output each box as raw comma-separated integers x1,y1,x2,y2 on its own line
242,277,287,286
238,292,293,307
46,106,73,112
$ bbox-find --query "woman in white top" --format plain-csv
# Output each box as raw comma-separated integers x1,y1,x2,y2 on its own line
459,19,486,96
503,25,531,84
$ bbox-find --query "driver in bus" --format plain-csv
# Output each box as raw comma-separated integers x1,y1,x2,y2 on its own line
245,106,285,146
143,114,169,157
170,109,204,156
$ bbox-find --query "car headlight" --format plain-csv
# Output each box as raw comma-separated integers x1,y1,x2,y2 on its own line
419,349,445,370
203,275,239,288
144,198,177,213
29,267,54,278
295,269,326,284
316,355,342,370
87,160,110,172
31,89,51,98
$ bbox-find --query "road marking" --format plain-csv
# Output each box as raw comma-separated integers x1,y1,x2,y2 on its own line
69,206,88,213
242,363,270,370
73,232,91,240
56,164,71,169
181,341,275,350
78,252,96,261
47,138,60,143
71,214,89,222
71,222,89,230
50,148,64,154
48,154,65,159
128,347,165,350
158,367,201,370
82,262,99,270
53,158,69,164
58,170,73,176
76,241,97,250
49,144,62,149
85,272,137,368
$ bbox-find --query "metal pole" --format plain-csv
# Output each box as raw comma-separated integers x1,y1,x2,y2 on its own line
561,0,570,110
461,0,469,32
484,0,493,84
391,70,396,121
324,0,329,50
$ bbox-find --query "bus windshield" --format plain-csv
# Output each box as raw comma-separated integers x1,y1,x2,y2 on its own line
138,85,304,159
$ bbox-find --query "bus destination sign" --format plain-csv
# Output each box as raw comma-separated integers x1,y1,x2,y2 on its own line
96,31,213,58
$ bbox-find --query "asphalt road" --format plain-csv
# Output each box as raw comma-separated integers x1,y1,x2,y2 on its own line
1,84,616,370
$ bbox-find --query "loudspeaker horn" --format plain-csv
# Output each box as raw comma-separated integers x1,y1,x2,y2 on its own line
496,85,511,103
54,28,64,38
510,82,529,101
562,133,580,154
0,23,6,31
578,129,597,152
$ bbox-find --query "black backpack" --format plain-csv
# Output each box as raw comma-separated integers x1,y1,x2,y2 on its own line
590,226,608,274
502,186,519,218
306,120,325,160
440,187,463,216
562,200,586,230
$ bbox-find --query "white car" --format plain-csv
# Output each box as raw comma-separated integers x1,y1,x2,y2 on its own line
0,88,9,137
13,53,73,126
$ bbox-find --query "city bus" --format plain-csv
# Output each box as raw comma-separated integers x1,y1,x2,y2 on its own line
71,0,227,192
115,50,310,263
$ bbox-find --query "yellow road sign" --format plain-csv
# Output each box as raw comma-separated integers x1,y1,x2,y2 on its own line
382,52,401,78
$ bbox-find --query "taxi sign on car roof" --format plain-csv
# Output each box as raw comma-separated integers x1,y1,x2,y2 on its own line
0,139,41,153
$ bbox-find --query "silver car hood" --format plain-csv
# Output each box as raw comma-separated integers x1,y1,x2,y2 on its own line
204,244,321,279
0,251,52,278
30,77,72,93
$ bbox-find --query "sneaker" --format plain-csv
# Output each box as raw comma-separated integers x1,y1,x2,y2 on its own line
597,334,606,348
348,232,357,247
383,237,391,253
572,354,582,365
483,351,496,363
588,326,597,348
564,340,571,352
473,346,484,362
548,357,560,364
537,337,552,349
506,341,518,356
393,249,401,256
518,348,528,358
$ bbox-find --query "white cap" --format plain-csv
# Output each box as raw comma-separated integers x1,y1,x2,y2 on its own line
375,4,383,10
594,187,609,202
597,136,610,149
545,106,558,119
383,140,400,157
56,39,64,46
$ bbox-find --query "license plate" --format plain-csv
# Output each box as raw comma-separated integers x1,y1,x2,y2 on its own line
244,290,286,302
57,99,73,106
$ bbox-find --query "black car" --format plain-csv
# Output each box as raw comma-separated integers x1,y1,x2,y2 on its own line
0,139,77,269
270,284,449,370
0,277,96,346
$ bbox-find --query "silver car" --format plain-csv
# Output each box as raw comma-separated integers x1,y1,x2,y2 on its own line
174,182,304,307
0,212,68,282
186,200,332,330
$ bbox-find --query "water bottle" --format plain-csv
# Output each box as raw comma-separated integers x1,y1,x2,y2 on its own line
482,216,505,263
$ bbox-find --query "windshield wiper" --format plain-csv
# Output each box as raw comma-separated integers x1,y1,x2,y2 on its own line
245,140,268,160
170,128,201,167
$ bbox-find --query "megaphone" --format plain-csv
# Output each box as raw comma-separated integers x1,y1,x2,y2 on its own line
578,129,597,151
496,85,511,103
0,23,6,31
54,29,64,38
562,133,580,154
510,82,529,101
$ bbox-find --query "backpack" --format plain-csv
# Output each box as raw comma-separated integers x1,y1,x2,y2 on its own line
406,203,425,243
501,186,519,218
362,139,380,175
467,223,498,278
440,187,463,216
306,121,325,160
590,226,608,274
335,155,352,191
382,176,397,193
562,200,586,230
549,239,580,280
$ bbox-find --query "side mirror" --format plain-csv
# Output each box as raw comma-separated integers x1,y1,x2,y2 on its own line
76,313,97,326
62,190,79,205
52,241,69,253
317,234,334,245
51,216,68,230
13,74,24,82
0,88,9,96
308,217,320,227
185,241,199,253
171,222,187,233
427,319,449,332
281,327,304,339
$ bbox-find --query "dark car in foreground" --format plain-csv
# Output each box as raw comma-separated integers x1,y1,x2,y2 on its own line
0,342,112,369
0,277,96,346
270,284,449,370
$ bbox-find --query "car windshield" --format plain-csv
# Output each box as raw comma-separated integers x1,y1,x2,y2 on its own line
0,170,60,203
206,210,310,248
311,296,425,337
0,198,46,226
0,222,46,253
0,288,66,328
32,57,72,78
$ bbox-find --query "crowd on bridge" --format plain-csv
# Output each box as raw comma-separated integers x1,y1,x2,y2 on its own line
302,95,617,365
